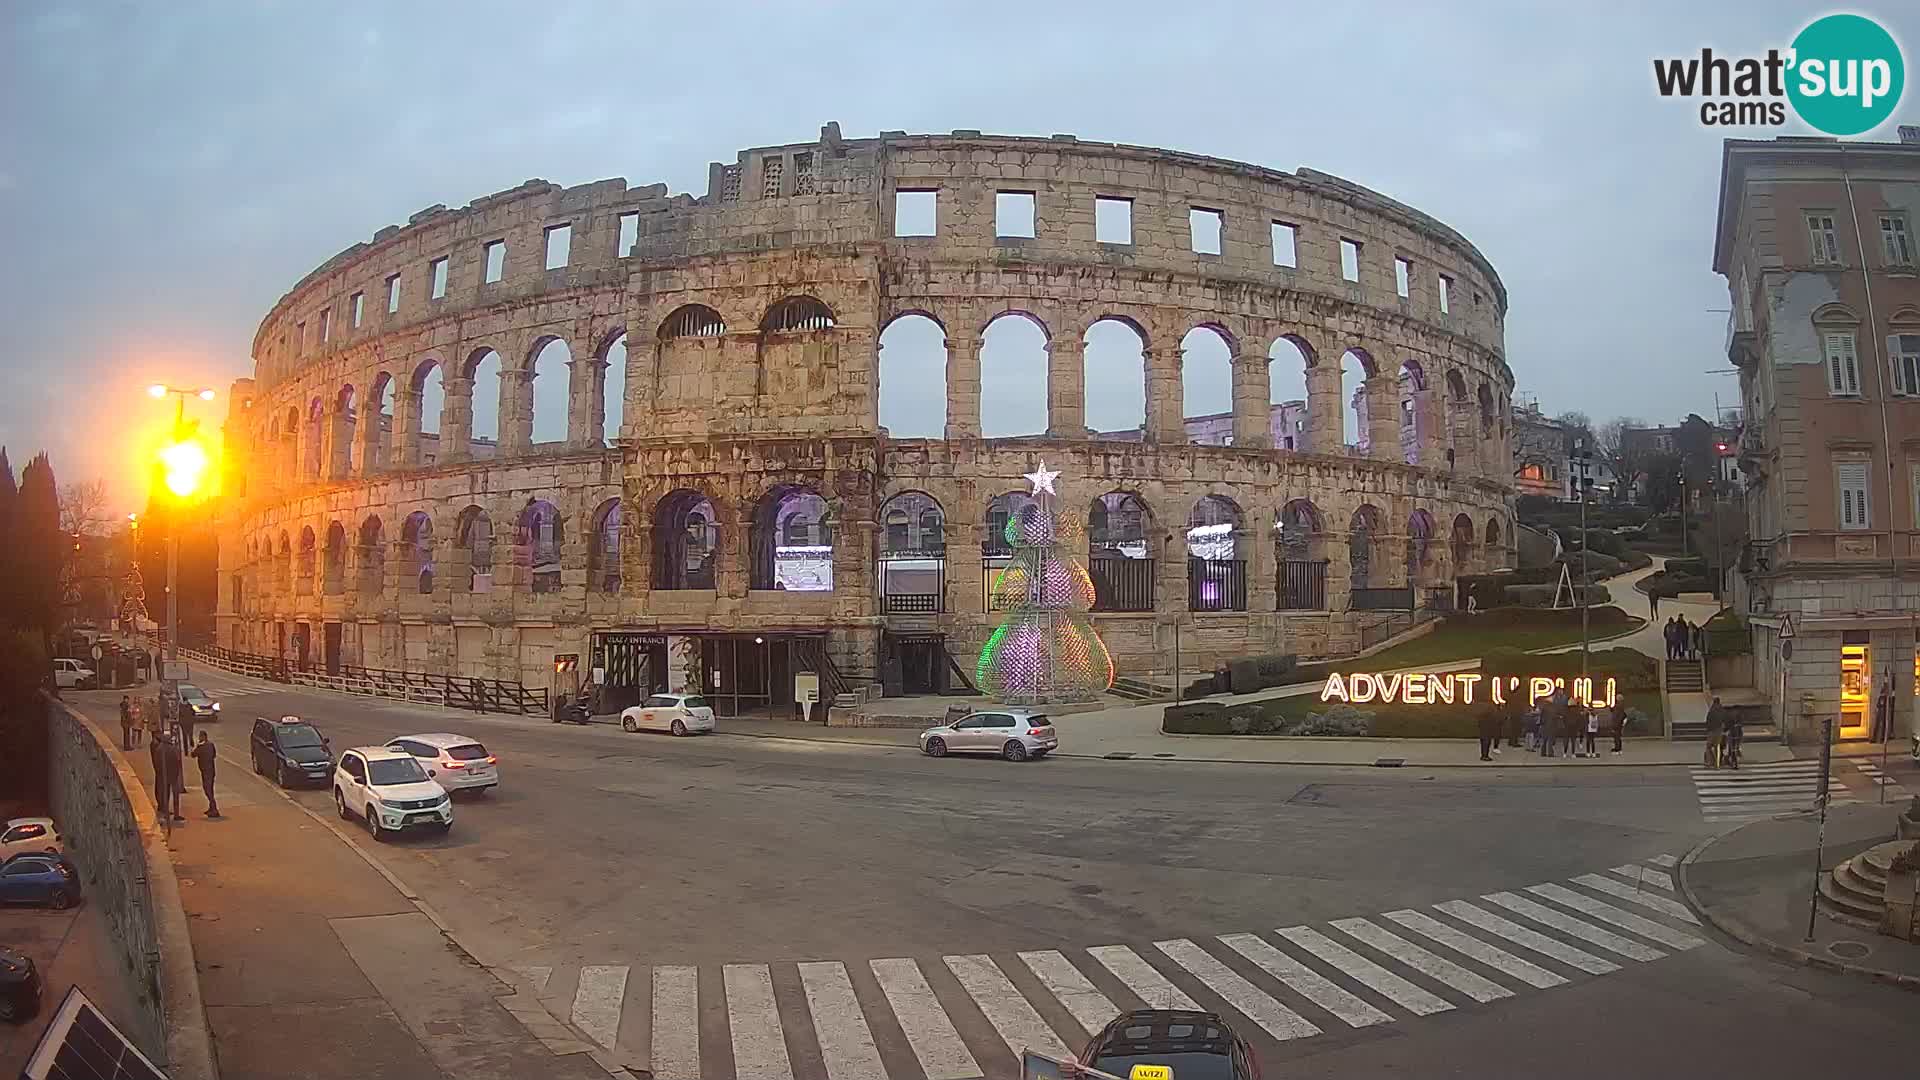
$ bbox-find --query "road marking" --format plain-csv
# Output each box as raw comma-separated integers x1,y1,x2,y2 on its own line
1271,926,1451,1017
1018,950,1116,1038
1217,933,1392,1028
1433,901,1620,975
1608,865,1673,890
1087,945,1199,1011
1570,874,1701,924
723,963,795,1080
651,965,700,1080
798,961,887,1080
870,958,980,1080
1648,854,1678,867
1524,884,1706,951
1328,918,1512,1003
1154,938,1321,1041
1379,911,1567,989
1480,893,1665,962
513,964,553,994
946,954,1067,1060
571,965,628,1051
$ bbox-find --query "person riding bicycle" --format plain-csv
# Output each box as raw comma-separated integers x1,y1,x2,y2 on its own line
1723,706,1744,770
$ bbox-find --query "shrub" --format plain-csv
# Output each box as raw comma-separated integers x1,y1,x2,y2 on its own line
1221,653,1298,694
1163,701,1227,732
1294,704,1373,736
1703,610,1752,656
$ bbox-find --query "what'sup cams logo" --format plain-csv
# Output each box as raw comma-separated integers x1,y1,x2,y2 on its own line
1654,13,1905,135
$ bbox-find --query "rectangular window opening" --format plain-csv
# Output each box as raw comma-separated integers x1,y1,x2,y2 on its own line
1340,239,1362,282
1808,213,1841,265
1824,331,1860,396
996,191,1036,239
761,156,784,199
1096,196,1133,244
429,257,448,300
350,292,364,328
894,190,937,237
617,212,639,257
484,240,506,284
318,308,331,343
1438,274,1453,314
1190,207,1223,255
1271,221,1297,267
1895,333,1920,397
1882,215,1914,267
1394,256,1412,298
295,320,306,352
543,224,571,270
1837,460,1871,530
386,273,401,313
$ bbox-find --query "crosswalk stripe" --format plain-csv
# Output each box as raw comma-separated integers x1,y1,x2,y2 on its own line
1381,910,1566,989
651,965,701,1080
1327,918,1512,1004
1693,781,1831,792
1217,933,1392,1028
1608,865,1673,890
1648,854,1679,867
1480,893,1665,962
1524,885,1706,951
945,954,1068,1060
1691,761,1822,772
1433,901,1620,975
1017,950,1116,1038
513,964,553,994
571,965,628,1051
1087,945,1199,1011
723,963,795,1080
1154,938,1320,1041
1271,926,1451,1017
870,958,980,1080
798,962,887,1080
1570,874,1701,924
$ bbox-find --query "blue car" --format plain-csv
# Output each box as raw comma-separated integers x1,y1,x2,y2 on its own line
0,854,80,910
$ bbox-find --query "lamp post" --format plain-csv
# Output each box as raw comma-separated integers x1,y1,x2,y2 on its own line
148,384,214,723
1572,438,1594,681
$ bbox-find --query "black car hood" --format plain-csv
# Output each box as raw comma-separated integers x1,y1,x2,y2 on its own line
0,946,35,984
282,750,330,767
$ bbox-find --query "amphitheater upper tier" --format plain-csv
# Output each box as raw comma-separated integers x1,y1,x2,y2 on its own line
217,123,1519,706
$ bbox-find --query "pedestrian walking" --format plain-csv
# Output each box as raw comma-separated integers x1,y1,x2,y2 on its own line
1649,591,1659,621
1703,696,1726,769
1663,617,1678,660
154,729,184,822
118,695,133,751
1723,706,1744,770
130,700,146,748
1872,675,1893,743
1583,707,1599,757
1477,708,1499,761
1610,702,1625,754
192,731,220,818
1691,620,1706,662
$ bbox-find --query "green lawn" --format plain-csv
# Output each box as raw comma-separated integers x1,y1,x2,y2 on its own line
1359,612,1647,669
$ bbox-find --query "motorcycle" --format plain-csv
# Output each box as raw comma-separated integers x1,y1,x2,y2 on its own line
552,691,594,725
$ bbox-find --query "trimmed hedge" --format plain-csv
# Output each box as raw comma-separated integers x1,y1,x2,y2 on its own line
1483,645,1659,691
1703,610,1752,656
1504,583,1611,608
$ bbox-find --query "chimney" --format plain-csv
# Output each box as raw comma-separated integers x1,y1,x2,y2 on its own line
1900,125,1920,144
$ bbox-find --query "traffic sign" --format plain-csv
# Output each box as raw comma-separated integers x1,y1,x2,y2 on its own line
1782,640,1794,661
90,645,103,661
1778,613,1795,640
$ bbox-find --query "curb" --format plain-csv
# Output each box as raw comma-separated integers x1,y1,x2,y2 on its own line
1676,821,1920,992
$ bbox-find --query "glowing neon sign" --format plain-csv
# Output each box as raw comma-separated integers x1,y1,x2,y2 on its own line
1320,672,1618,709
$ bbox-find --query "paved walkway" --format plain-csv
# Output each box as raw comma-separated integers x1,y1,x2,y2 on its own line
0,881,143,1076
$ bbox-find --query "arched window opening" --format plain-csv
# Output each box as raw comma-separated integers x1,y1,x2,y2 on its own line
517,500,563,594
878,491,946,613
1084,319,1147,437
277,532,292,590
877,314,946,438
332,385,357,479
1398,360,1426,466
652,490,717,590
1186,495,1246,611
762,296,835,333
1451,513,1477,579
1478,382,1496,436
661,304,725,340
1341,350,1373,452
356,516,384,597
589,499,623,594
1348,505,1398,607
1180,326,1234,441
322,522,347,595
468,349,503,451
1269,337,1313,451
980,313,1048,437
1276,499,1328,610
752,486,832,591
1089,491,1154,612
402,512,434,594
1406,509,1436,587
458,506,494,593
601,333,627,443
296,526,316,589
305,398,325,480
367,374,395,473
1484,516,1506,569
531,339,571,444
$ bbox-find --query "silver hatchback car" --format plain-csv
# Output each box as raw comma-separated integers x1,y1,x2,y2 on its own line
920,708,1057,761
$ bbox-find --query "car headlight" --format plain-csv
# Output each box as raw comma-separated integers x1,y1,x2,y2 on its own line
212,702,220,711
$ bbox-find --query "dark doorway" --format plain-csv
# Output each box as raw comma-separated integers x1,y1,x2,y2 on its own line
884,634,946,696
323,622,343,674
291,623,311,671
695,634,816,718
593,632,666,713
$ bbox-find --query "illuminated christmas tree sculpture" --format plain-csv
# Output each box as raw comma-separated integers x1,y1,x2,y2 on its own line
976,463,1116,704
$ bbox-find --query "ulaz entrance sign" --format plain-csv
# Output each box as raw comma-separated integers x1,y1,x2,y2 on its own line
1320,671,1620,709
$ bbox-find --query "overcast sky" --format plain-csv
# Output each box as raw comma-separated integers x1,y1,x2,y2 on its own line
2,1,1907,511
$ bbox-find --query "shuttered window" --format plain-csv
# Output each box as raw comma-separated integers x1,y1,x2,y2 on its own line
1808,214,1842,264
1837,461,1871,530
1890,334,1920,397
1825,332,1861,396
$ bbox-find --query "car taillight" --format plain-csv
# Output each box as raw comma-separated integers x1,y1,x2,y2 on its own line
444,760,466,769
1028,728,1046,736
485,755,497,765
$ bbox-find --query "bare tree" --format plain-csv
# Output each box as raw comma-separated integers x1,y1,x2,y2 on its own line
58,477,110,537
1598,417,1644,499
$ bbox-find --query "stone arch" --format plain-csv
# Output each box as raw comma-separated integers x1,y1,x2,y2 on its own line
1337,350,1372,449
1275,498,1329,609
1087,491,1154,612
983,490,1040,557
402,511,434,594
304,396,325,480
980,311,1050,437
528,337,572,444
297,525,315,589
761,295,836,333
655,306,727,413
1397,358,1428,466
330,384,357,478
589,498,623,594
456,505,495,592
1406,508,1436,583
322,520,347,595
1268,336,1314,451
1181,325,1235,435
466,347,504,448
1484,515,1504,566
356,514,385,596
1451,512,1477,576
659,303,726,340
652,489,719,591
751,484,833,591
878,313,947,438
877,491,945,614
1478,381,1496,435
1348,504,1383,591
1186,494,1247,611
1084,317,1148,436
600,331,628,444
516,498,564,593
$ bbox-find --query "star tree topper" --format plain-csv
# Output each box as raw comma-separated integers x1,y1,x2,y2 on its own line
1024,461,1060,497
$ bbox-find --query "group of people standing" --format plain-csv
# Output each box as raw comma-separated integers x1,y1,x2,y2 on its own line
1665,615,1704,661
1476,687,1627,761
119,694,220,823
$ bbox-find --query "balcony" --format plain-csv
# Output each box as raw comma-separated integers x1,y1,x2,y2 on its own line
1725,311,1759,370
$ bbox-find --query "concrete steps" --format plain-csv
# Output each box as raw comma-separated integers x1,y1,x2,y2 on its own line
1665,659,1705,693
1819,840,1906,923
1109,676,1172,702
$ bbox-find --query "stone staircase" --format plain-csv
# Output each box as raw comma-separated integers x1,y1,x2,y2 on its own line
1109,675,1172,702
1817,840,1910,924
1665,658,1705,693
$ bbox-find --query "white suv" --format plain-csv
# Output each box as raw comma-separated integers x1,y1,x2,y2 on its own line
333,747,453,840
384,734,498,795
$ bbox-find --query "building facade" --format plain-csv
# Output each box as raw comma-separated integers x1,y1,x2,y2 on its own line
1717,133,1920,743
213,126,1516,714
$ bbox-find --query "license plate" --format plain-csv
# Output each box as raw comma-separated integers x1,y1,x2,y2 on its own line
465,768,492,778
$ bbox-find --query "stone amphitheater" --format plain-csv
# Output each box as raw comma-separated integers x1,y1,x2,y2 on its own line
212,123,1517,716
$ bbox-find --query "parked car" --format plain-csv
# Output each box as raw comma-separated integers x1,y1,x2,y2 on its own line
175,683,220,723
0,945,40,1023
1078,1009,1259,1080
384,734,499,796
51,658,96,690
920,708,1057,761
251,716,334,788
333,747,453,840
619,693,716,736
0,854,81,911
0,818,61,862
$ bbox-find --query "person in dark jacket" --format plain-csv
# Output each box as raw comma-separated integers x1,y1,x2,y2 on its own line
1477,708,1500,761
153,729,184,822
1704,696,1726,769
192,731,220,818
118,695,133,750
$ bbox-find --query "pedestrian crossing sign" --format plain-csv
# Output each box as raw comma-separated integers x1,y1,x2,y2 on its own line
1778,613,1795,639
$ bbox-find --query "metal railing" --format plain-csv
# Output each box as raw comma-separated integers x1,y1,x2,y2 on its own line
1187,557,1248,612
1357,607,1442,649
178,645,550,716
1091,556,1155,612
879,552,945,614
1277,559,1328,610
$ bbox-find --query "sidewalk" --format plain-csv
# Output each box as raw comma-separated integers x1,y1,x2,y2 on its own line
75,701,611,1080
1679,803,1920,988
0,885,143,1076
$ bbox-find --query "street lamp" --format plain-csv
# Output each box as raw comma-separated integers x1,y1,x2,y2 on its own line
1572,438,1594,682
147,384,214,721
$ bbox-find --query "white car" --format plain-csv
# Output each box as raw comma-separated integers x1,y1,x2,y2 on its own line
333,746,453,840
384,733,499,795
620,693,716,736
0,818,61,861
52,659,96,689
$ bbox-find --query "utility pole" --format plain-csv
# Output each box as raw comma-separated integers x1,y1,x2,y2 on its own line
1574,437,1592,681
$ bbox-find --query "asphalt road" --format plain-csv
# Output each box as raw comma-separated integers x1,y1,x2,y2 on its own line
91,674,1920,1078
